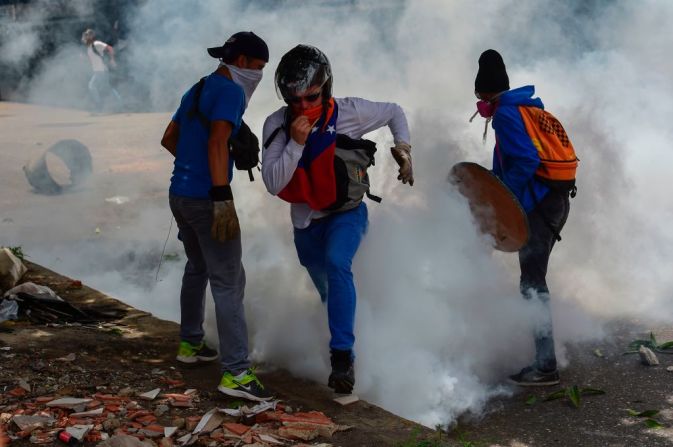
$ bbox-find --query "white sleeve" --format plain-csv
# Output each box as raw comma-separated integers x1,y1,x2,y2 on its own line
346,97,411,145
261,111,305,195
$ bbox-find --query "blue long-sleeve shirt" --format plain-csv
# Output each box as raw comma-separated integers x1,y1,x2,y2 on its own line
491,85,549,212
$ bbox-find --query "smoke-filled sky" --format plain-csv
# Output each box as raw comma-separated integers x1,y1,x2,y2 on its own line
1,0,673,428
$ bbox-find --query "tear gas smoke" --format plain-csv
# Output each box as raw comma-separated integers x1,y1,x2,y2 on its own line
1,0,672,428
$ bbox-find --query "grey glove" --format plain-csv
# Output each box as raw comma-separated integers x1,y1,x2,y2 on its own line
390,142,414,186
211,200,240,241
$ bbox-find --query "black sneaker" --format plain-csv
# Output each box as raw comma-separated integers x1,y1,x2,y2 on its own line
176,340,218,364
508,366,560,387
328,349,355,394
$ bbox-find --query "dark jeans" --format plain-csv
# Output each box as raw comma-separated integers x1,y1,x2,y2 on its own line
169,195,249,374
519,188,570,372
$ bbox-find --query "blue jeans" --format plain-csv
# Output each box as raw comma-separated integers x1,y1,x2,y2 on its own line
519,189,571,372
88,72,122,112
294,203,368,352
169,195,249,374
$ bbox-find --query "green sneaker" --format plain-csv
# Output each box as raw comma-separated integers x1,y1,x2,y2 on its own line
176,340,218,364
217,369,273,402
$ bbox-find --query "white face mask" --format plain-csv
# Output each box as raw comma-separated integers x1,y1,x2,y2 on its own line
223,63,263,108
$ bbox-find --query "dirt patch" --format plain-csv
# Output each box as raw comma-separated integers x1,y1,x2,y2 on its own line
0,261,430,446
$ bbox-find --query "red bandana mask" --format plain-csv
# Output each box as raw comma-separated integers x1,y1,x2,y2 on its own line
299,103,324,123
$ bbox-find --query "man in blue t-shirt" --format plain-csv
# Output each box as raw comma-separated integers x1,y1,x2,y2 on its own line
160,31,271,401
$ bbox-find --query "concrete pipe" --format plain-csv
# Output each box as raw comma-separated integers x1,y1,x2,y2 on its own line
23,139,92,194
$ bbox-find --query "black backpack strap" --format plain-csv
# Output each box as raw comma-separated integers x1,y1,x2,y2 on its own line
263,126,284,149
92,44,104,58
366,192,382,203
263,109,293,149
187,77,209,130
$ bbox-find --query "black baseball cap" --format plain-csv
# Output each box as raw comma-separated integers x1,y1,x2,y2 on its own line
207,31,269,63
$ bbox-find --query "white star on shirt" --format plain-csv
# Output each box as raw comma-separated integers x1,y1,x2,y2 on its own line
311,126,319,133
327,125,336,134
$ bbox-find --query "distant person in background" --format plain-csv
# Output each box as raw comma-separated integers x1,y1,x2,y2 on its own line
472,49,577,386
160,32,272,401
81,28,122,113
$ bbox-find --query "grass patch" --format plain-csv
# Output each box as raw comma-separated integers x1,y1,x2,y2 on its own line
626,332,673,354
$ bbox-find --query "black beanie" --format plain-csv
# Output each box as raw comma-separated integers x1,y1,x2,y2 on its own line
475,49,509,93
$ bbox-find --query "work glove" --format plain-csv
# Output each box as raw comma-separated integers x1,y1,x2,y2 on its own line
211,200,240,241
390,142,414,186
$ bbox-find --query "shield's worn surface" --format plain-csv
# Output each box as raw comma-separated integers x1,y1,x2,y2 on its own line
449,162,529,252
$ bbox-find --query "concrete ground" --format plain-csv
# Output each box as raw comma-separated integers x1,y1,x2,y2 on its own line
2,101,673,446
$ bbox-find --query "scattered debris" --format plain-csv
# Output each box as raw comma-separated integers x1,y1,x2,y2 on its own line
46,397,93,409
3,388,349,447
0,247,26,292
105,196,131,205
17,378,31,392
593,348,604,358
0,299,19,323
2,281,119,324
639,346,660,366
139,388,161,401
11,414,55,431
333,394,359,406
219,400,277,417
65,424,94,441
57,352,77,362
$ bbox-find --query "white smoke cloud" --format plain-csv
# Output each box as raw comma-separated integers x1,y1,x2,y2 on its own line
1,0,672,429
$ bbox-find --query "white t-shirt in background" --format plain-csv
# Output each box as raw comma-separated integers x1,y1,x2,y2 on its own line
87,41,108,72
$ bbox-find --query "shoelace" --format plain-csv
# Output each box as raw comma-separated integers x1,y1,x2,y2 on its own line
469,110,491,143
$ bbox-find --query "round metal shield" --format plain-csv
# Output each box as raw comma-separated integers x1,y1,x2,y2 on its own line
449,162,529,252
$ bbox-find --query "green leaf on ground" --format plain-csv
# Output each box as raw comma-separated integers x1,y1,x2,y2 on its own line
580,388,606,396
525,395,537,406
593,348,604,358
544,386,604,408
627,409,660,418
644,419,663,429
657,341,673,350
545,389,566,401
567,386,581,408
627,332,673,353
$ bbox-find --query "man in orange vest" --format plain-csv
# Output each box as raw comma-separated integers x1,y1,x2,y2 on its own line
473,49,575,386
